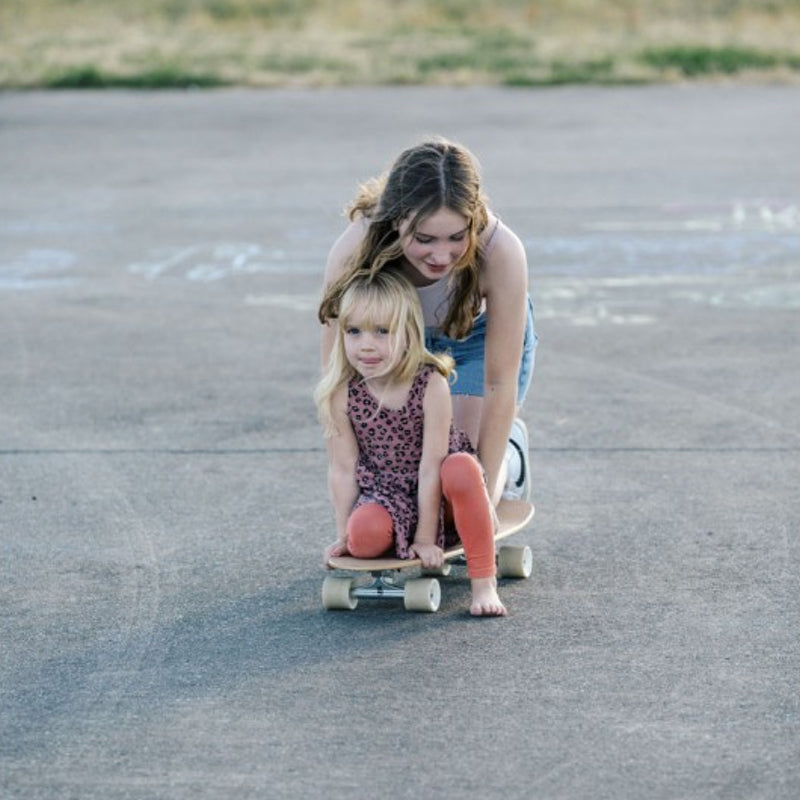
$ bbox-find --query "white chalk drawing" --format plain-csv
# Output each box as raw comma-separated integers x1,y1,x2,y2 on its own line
127,242,289,281
244,294,318,311
0,249,79,290
536,271,800,327
585,202,798,234
526,202,799,323
528,204,798,278
4,205,797,329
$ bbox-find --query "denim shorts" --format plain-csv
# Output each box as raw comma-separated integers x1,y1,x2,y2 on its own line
425,294,537,404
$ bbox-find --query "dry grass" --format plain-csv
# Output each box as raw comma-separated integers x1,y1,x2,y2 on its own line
1,0,798,88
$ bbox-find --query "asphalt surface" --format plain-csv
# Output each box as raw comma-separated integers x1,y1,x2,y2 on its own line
1,86,798,799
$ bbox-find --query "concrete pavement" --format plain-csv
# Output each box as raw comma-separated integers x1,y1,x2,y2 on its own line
1,86,798,799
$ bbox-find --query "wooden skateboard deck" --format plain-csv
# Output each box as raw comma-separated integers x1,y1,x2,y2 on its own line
323,498,534,612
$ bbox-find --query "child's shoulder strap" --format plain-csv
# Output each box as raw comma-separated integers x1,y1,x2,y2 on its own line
417,365,435,385
413,365,439,400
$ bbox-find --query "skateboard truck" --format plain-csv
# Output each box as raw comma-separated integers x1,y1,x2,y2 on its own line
323,571,443,613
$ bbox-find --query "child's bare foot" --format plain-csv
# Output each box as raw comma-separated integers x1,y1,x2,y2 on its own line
470,576,507,617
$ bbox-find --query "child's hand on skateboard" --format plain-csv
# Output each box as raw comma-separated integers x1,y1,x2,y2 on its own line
324,539,348,567
409,542,444,569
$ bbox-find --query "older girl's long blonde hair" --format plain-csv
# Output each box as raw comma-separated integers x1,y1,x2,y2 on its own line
318,138,490,341
315,268,454,436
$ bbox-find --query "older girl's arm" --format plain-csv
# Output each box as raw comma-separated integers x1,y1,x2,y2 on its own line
480,227,529,503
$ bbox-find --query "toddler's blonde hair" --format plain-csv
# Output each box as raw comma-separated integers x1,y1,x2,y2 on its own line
315,267,454,436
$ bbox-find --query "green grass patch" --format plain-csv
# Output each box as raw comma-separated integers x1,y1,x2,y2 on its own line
548,57,616,85
148,0,314,24
413,28,539,78
502,57,619,87
3,0,799,88
43,64,227,89
259,53,351,75
638,45,782,76
417,50,537,74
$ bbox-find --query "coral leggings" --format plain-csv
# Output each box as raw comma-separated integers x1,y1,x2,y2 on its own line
346,452,495,579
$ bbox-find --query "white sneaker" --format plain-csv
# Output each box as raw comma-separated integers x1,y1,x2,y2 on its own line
502,417,531,501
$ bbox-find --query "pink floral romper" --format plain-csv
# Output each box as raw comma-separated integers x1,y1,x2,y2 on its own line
348,366,475,558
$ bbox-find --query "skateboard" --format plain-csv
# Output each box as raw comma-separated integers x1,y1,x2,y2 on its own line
322,498,534,612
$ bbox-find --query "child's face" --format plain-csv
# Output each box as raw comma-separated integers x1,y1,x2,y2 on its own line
343,302,406,381
398,206,470,285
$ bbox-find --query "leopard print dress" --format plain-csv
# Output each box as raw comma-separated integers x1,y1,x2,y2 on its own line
348,366,475,558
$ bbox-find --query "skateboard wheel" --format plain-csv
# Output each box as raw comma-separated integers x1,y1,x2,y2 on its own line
497,545,533,579
322,576,358,610
403,578,441,613
420,563,451,578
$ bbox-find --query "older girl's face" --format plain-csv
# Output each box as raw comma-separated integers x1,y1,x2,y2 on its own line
398,207,470,285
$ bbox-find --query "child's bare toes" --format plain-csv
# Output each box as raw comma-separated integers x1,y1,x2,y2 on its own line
469,577,507,617
470,599,507,617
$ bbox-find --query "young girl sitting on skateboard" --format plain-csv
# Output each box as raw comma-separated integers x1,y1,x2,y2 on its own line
315,267,507,616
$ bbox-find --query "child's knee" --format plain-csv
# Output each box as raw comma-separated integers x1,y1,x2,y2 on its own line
346,503,394,558
441,452,483,499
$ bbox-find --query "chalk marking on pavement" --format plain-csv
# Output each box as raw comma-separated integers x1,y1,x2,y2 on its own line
0,249,79,290
243,293,317,311
584,203,799,233
127,242,289,282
